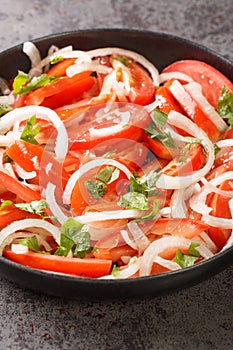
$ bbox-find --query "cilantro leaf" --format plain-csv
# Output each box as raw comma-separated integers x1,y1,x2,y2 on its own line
50,56,64,65
96,166,120,184
151,108,168,130
118,191,149,210
15,200,48,218
134,199,160,222
55,218,91,258
13,71,55,95
0,105,13,117
111,264,120,277
173,242,200,268
85,180,107,199
18,235,40,252
218,86,233,126
0,200,14,210
113,56,129,67
20,115,40,144
130,171,159,197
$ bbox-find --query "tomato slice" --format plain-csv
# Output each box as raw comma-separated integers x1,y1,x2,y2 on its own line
46,58,77,77
0,170,41,202
0,206,39,228
67,102,150,150
165,79,221,140
6,140,70,191
3,248,112,278
162,143,206,177
126,60,155,105
162,60,233,109
25,71,96,109
142,131,173,160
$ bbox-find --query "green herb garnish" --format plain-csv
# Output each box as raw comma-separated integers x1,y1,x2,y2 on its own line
173,242,200,268
20,115,40,144
218,86,233,126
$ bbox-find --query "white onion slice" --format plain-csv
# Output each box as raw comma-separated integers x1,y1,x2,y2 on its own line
140,236,213,276
23,41,41,68
63,158,133,205
11,244,29,254
0,219,60,255
66,62,112,77
221,198,233,251
127,221,150,253
156,111,215,189
120,229,138,250
14,163,36,180
0,95,14,105
159,72,193,84
45,182,68,224
74,209,142,224
153,256,181,271
100,257,141,279
0,106,68,160
184,82,227,132
216,138,233,149
51,50,92,63
87,47,160,86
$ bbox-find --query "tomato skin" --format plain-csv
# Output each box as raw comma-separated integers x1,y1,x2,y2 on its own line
68,102,150,151
162,143,206,177
162,60,233,109
127,61,155,105
142,131,173,160
155,85,183,115
0,170,41,202
24,71,96,109
46,58,77,77
0,207,39,228
165,79,221,140
3,248,112,278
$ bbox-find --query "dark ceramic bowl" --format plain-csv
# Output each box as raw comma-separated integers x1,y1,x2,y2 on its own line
0,29,233,300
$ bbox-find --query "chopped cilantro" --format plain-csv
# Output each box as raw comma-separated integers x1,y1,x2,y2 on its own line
218,86,233,126
113,56,129,67
13,70,56,95
118,191,149,210
111,264,120,277
173,242,200,268
134,199,160,222
151,108,168,130
0,200,14,210
96,166,120,184
18,235,40,253
20,115,40,144
55,218,91,258
14,200,48,218
50,55,64,65
85,180,107,199
129,171,159,197
0,105,13,117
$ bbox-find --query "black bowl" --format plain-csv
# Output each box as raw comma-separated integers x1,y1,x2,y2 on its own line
1,29,233,300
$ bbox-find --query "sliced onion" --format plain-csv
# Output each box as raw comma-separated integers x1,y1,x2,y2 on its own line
221,198,233,251
159,72,193,84
184,82,227,132
11,243,29,254
156,110,215,189
14,163,36,180
66,62,112,77
0,219,60,255
0,106,68,160
127,221,150,253
100,257,141,279
74,209,143,224
140,236,213,276
45,182,68,224
23,41,41,68
216,138,233,149
87,47,160,87
0,95,14,105
63,158,133,205
153,256,181,271
120,229,138,250
51,50,92,63
197,232,218,253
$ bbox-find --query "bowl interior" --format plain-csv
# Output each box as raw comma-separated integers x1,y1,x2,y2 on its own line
0,29,233,300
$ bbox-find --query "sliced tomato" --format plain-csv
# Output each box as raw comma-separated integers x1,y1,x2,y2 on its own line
3,248,112,278
162,60,233,109
207,179,232,249
155,85,183,115
0,170,41,202
149,218,209,239
68,102,150,150
142,131,173,160
46,58,77,77
6,140,70,190
24,71,96,109
126,60,155,105
165,79,221,140
0,206,39,228
162,143,206,177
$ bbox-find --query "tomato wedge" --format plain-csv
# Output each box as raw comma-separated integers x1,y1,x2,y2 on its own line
3,248,112,278
0,206,39,228
0,170,41,202
162,60,233,109
126,60,155,105
67,102,150,150
165,79,221,140
25,71,96,109
46,58,77,77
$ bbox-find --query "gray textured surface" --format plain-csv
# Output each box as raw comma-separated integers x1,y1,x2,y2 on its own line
0,0,233,349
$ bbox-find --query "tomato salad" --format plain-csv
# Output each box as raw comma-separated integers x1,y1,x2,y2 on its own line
0,41,233,279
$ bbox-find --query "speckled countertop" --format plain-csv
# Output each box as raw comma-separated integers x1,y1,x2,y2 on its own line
0,1,233,349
